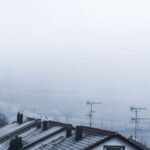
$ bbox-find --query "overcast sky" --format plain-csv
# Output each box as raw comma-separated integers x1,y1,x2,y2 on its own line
0,0,150,123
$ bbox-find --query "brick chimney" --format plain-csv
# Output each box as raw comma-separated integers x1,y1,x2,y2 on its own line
17,112,23,125
43,121,48,131
75,126,83,141
66,124,72,138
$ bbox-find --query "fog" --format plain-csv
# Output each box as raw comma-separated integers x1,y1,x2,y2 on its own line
0,0,150,125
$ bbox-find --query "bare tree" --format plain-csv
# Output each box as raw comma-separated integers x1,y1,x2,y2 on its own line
0,113,8,127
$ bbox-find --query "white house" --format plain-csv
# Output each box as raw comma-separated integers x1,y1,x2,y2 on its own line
33,125,149,150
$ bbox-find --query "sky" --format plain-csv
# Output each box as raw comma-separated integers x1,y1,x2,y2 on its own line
0,0,150,124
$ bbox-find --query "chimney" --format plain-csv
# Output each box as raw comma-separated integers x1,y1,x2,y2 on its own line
19,113,23,125
37,120,42,129
75,126,83,141
17,112,20,123
66,124,72,138
17,112,23,125
43,121,48,131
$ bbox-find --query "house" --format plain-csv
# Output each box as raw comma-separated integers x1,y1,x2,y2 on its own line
0,113,39,145
0,113,149,150
33,125,148,150
0,113,69,150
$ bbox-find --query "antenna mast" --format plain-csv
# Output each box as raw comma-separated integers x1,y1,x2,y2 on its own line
87,101,102,127
130,106,146,141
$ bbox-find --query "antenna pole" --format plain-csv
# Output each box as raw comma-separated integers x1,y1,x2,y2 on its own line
135,109,138,140
87,101,101,127
130,106,146,141
89,103,93,127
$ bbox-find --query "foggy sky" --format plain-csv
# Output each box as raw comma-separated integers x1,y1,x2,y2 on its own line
0,0,150,123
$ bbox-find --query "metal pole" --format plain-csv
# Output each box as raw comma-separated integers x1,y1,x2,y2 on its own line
130,106,146,141
87,101,101,127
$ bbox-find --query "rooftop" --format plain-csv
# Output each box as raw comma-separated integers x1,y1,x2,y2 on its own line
0,117,67,150
0,113,148,150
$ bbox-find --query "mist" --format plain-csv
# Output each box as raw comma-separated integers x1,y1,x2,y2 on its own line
0,0,150,125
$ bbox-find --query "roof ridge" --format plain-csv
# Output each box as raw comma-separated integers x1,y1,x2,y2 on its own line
82,126,118,136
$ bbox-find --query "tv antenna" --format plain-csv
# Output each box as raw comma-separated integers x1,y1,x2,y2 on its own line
130,106,147,141
86,101,102,127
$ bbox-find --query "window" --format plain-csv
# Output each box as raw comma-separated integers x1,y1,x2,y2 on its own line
104,146,125,150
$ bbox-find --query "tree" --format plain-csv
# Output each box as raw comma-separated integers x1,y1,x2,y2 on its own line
8,136,23,150
0,113,8,127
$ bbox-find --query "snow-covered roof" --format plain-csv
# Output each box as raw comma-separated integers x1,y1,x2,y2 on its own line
0,117,148,150
35,134,106,150
0,119,38,144
33,126,149,150
0,119,67,150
